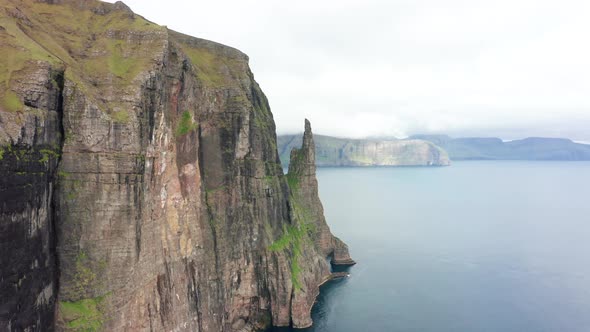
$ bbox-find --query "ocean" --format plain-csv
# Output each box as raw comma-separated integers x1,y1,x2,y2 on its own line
282,161,590,332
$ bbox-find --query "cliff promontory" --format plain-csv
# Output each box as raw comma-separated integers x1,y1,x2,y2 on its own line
0,1,353,331
411,134,590,161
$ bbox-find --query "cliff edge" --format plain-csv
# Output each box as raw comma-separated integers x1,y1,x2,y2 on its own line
0,1,352,331
412,134,590,160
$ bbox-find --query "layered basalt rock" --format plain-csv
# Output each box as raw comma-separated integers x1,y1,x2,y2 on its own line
0,0,352,331
0,61,64,331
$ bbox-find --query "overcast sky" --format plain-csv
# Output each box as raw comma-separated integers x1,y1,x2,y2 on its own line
107,0,590,141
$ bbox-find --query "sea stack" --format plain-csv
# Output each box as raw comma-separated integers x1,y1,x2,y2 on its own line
283,119,355,328
287,120,356,266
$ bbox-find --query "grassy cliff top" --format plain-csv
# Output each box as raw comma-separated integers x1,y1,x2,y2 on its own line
0,0,251,115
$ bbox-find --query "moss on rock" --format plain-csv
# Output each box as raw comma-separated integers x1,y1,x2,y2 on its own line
268,222,313,290
175,111,198,137
59,295,107,332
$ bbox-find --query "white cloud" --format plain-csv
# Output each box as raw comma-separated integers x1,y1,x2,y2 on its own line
106,0,590,140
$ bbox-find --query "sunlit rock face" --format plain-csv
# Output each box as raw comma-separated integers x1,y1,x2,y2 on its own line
0,1,352,331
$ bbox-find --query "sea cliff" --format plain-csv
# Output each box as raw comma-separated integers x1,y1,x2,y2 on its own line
0,1,353,331
411,135,590,160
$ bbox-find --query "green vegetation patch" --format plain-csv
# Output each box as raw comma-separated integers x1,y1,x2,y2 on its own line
0,145,55,163
285,173,299,192
0,8,61,111
75,251,95,288
0,0,163,111
180,46,244,88
176,111,198,137
39,148,60,163
5,0,165,96
81,37,155,86
59,295,106,332
181,47,226,87
263,175,275,186
290,257,302,290
71,250,104,298
268,222,313,290
111,110,129,123
1,91,24,112
106,40,140,79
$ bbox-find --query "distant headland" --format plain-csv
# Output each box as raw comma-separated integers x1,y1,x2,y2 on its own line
278,134,590,167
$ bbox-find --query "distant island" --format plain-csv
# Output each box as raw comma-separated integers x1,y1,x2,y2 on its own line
278,134,590,167
411,135,590,161
278,134,450,167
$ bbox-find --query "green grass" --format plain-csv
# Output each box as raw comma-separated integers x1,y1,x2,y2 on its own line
106,40,143,81
181,47,226,87
268,222,313,290
1,145,28,162
290,253,302,290
81,37,155,85
71,251,97,298
0,0,165,118
59,295,106,331
268,225,297,252
176,111,198,137
263,175,275,187
1,91,23,112
179,45,244,88
268,180,319,291
39,148,60,163
0,8,61,111
0,147,4,161
111,110,129,123
286,173,299,192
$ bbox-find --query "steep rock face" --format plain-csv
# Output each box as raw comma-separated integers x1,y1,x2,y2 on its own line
0,1,353,331
287,120,355,265
0,61,64,331
278,134,450,167
283,120,355,328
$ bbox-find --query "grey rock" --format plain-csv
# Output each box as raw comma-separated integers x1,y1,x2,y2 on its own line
0,1,352,331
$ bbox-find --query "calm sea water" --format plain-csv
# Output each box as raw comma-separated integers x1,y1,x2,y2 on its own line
282,161,590,332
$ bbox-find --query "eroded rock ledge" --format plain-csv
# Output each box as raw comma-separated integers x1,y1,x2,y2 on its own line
0,0,353,331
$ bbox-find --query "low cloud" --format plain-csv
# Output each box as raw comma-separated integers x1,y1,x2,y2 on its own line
108,0,590,140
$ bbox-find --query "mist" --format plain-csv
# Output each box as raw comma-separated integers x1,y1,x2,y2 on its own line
108,0,590,141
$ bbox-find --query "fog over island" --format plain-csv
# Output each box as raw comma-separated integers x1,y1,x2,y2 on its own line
107,0,590,141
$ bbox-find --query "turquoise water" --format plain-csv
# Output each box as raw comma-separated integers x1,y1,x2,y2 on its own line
295,161,590,332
